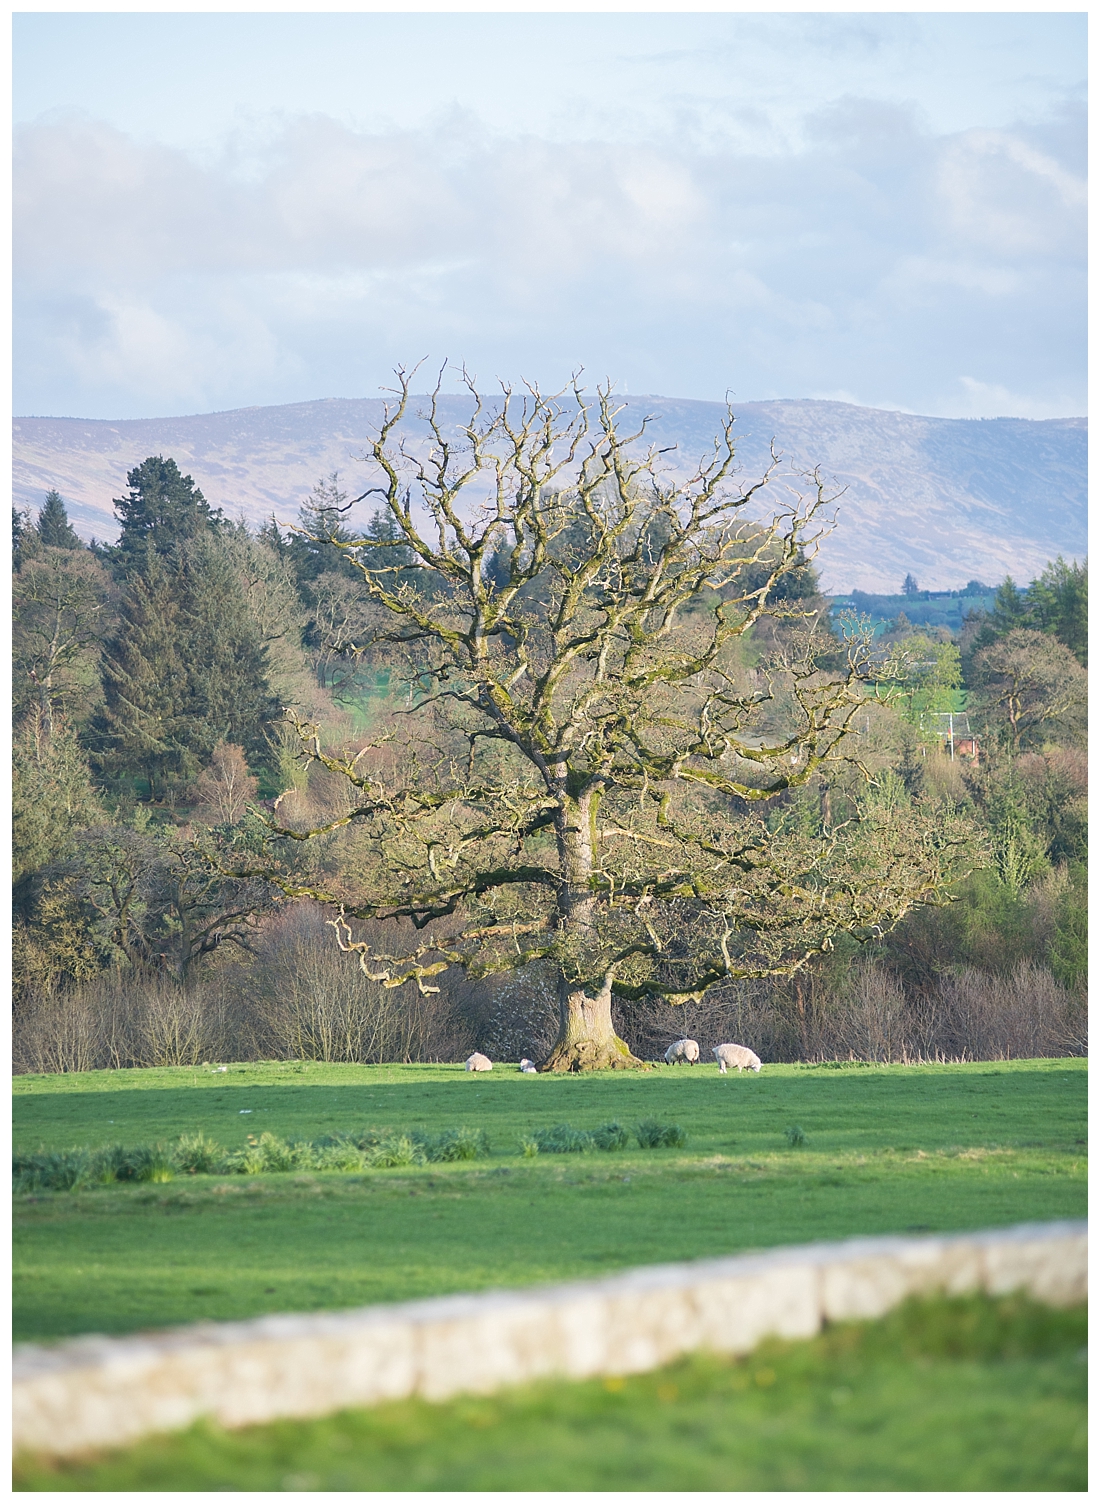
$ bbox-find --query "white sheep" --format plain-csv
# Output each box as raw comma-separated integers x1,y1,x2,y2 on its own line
664,1038,700,1065
465,1052,493,1072
713,1042,762,1074
519,1058,538,1074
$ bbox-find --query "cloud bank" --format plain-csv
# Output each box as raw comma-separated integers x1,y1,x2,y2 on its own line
15,96,1085,420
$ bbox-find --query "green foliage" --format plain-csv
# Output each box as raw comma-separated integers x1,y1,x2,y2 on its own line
964,558,1087,668
634,1118,687,1149
590,1121,632,1151
109,456,223,573
522,1120,683,1153
1048,866,1087,991
883,635,962,727
173,1131,224,1174
13,1141,178,1193
98,534,280,798
97,553,194,798
527,1123,598,1154
12,543,112,731
12,715,104,895
426,1126,493,1162
278,474,360,587
35,489,82,550
14,1123,495,1190
1028,557,1087,664
784,1124,808,1147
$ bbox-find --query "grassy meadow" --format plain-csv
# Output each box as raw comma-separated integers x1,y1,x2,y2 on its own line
13,1057,1086,1343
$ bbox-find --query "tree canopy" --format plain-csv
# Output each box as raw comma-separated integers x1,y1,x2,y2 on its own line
109,456,223,571
244,369,975,1071
36,490,82,550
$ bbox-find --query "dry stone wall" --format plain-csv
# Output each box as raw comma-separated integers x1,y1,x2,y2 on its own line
14,1220,1087,1459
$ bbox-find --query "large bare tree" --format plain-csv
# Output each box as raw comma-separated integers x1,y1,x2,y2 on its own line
248,369,973,1070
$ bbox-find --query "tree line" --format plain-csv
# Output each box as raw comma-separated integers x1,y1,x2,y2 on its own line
11,384,1088,1068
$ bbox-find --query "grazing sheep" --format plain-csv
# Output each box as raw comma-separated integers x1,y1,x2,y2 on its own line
664,1038,700,1065
713,1043,762,1074
465,1052,493,1072
519,1059,538,1074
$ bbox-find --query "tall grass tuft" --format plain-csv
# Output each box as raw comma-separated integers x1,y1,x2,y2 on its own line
591,1121,631,1151
421,1126,491,1162
635,1119,687,1149
173,1133,225,1175
529,1124,594,1154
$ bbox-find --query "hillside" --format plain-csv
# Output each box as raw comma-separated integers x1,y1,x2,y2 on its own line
12,395,1086,593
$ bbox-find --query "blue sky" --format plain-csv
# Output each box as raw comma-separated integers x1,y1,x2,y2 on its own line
14,12,1086,420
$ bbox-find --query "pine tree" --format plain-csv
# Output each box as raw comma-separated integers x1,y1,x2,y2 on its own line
99,554,194,800
177,535,277,765
110,456,222,573
284,473,359,587
97,533,280,797
1028,556,1087,665
36,490,82,549
991,576,1030,635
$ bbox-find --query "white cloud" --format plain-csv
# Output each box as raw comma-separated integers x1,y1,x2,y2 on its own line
13,100,1085,420
954,377,1082,422
936,128,1085,254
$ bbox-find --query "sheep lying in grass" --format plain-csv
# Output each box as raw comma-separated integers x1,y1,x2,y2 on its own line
713,1043,762,1074
519,1059,538,1074
465,1052,493,1072
664,1038,700,1065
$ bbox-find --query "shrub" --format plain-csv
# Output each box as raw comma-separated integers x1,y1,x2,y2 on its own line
635,1119,687,1149
785,1124,808,1148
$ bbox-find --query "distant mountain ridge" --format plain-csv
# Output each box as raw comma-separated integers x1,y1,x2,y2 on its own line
12,395,1086,593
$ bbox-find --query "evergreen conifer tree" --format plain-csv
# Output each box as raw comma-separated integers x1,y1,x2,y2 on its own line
110,456,222,573
991,576,1031,635
99,554,194,799
98,533,280,797
177,535,277,764
1028,556,1087,665
36,490,82,549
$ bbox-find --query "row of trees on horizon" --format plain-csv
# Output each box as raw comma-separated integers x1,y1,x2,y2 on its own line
12,439,1088,1070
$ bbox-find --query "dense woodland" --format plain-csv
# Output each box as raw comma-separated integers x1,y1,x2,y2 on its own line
12,456,1087,1071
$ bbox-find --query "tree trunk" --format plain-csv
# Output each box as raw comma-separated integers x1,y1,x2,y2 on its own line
540,973,643,1072
539,788,645,1071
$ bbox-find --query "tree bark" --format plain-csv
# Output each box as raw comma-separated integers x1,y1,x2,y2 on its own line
540,974,642,1072
539,788,645,1071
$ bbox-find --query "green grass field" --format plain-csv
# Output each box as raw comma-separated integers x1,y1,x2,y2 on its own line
14,1292,1087,1491
13,1058,1086,1343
